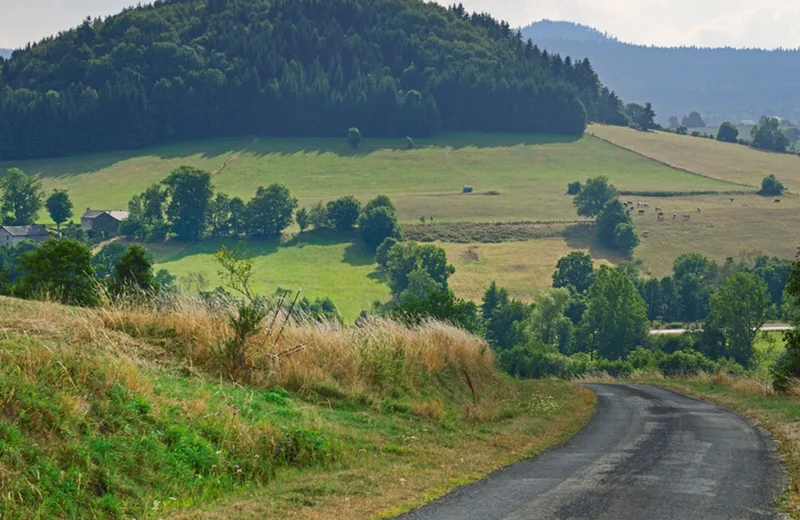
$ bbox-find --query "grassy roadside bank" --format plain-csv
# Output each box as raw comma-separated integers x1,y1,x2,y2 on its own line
631,376,800,517
0,296,595,519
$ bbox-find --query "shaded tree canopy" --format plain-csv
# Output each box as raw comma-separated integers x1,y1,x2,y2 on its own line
0,0,622,160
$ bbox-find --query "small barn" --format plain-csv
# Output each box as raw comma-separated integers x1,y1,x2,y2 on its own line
0,225,49,247
81,210,129,236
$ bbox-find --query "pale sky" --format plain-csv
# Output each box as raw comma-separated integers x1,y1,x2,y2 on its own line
0,0,798,49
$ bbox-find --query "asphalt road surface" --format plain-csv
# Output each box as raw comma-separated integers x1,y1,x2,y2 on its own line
397,384,785,520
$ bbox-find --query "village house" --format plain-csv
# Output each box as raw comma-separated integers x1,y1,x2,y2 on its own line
0,225,50,247
81,209,130,236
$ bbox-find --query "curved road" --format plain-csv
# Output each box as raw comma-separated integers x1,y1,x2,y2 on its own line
397,384,785,520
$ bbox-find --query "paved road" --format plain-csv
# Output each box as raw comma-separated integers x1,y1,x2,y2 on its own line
650,325,791,336
397,384,785,520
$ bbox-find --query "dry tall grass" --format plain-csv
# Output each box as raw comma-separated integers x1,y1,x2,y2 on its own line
0,295,497,398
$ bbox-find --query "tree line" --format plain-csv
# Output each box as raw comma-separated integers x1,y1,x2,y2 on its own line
370,236,795,385
119,165,402,252
0,0,627,160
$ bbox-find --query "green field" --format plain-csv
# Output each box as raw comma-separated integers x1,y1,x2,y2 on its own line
2,132,735,226
6,128,798,315
589,124,800,191
148,231,389,321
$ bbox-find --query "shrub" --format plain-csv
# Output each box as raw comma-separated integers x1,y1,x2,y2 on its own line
676,125,688,135
759,174,785,196
326,196,362,231
567,181,582,195
358,205,401,251
347,127,362,149
690,131,701,137
658,349,717,376
376,237,399,267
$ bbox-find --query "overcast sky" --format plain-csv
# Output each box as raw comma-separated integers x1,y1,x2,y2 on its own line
1,0,798,49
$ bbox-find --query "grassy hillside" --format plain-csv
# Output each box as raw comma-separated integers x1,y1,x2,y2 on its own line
7,128,798,314
1,132,736,225
589,124,800,190
0,296,595,519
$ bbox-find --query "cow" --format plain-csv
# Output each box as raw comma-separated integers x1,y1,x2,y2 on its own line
774,199,782,203
697,208,702,213
730,198,735,203
638,209,645,216
673,213,677,220
657,213,665,221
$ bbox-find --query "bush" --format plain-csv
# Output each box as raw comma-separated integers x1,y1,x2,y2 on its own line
358,205,401,251
657,349,717,376
375,237,399,267
499,344,581,379
759,174,785,196
326,196,362,231
347,128,362,149
567,181,582,195
690,131,701,137
676,125,688,135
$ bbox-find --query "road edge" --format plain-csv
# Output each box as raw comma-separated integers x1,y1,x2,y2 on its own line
636,380,795,518
382,383,599,519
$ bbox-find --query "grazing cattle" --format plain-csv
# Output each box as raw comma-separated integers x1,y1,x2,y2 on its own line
730,198,735,202
774,199,781,203
697,208,702,213
655,207,663,212
642,231,650,238
638,209,645,216
673,213,677,220
683,215,691,220
627,201,634,206
627,207,634,212
657,213,665,221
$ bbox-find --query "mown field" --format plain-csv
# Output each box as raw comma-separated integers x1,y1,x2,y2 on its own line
589,124,800,191
2,132,733,225
6,128,798,314
687,125,800,146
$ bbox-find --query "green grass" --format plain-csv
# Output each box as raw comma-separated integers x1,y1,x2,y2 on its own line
0,298,596,520
9,128,796,314
147,231,389,322
2,132,736,226
590,123,800,191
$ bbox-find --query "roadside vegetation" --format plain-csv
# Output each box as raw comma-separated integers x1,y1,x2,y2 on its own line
0,289,594,519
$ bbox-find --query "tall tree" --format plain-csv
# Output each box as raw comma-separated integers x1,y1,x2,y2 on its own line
162,166,213,242
15,238,97,306
113,245,156,294
552,252,595,294
581,266,649,360
707,272,770,366
1,168,44,226
246,184,298,238
45,189,73,231
573,176,618,218
326,196,362,231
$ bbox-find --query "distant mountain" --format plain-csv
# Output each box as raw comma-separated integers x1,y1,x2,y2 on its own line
522,20,800,125
0,49,11,60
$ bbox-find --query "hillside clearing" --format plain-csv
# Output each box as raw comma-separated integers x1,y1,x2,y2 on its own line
589,124,800,191
1,132,737,226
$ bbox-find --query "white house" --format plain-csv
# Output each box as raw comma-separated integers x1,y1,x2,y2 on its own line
0,225,50,247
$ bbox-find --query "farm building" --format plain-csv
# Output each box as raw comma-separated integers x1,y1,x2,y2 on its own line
81,210,129,236
0,225,49,247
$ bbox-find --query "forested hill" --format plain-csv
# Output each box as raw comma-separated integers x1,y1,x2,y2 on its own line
522,20,800,125
0,0,623,160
